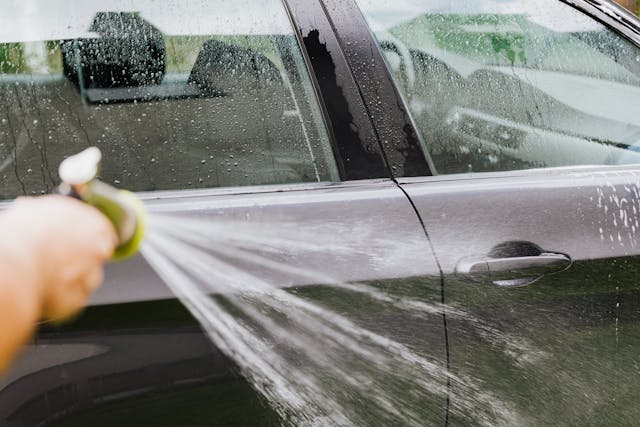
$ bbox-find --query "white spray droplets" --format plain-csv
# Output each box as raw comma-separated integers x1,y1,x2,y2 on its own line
140,213,536,426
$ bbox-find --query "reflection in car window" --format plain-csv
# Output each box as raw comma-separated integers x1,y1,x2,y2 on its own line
0,0,338,198
356,0,640,174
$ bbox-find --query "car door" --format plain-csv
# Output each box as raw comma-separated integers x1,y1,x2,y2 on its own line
351,0,640,425
0,0,448,425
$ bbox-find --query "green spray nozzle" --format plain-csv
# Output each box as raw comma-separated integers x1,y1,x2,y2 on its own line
58,147,147,260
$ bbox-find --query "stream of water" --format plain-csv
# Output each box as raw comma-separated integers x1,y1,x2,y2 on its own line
140,213,529,426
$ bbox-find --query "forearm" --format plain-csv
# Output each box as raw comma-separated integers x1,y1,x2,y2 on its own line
0,210,43,373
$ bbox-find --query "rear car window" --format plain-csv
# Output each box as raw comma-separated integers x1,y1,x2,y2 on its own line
356,0,640,174
0,0,338,198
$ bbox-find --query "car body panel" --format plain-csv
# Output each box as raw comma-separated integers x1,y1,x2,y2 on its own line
400,166,640,425
0,179,447,425
94,179,441,305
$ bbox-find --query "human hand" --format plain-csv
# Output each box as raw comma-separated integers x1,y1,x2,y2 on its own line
0,195,117,320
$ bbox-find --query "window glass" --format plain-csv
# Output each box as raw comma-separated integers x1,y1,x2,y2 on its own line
0,0,338,198
356,0,640,174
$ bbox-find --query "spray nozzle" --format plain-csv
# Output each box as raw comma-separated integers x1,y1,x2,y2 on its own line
58,147,146,260
58,146,102,186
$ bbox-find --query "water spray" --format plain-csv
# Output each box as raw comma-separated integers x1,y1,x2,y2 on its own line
57,147,147,260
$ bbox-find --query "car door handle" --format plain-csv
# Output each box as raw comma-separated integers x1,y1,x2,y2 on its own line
455,252,572,287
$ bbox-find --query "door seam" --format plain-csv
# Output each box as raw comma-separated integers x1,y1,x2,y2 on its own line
395,180,451,427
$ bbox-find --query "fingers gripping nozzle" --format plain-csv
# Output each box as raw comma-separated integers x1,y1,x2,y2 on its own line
58,147,147,260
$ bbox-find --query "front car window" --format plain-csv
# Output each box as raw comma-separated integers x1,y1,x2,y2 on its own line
0,0,338,198
356,0,640,174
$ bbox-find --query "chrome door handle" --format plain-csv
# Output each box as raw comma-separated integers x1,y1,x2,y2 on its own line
455,252,571,287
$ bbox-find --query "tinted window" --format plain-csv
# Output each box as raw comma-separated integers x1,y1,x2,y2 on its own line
0,0,338,198
357,0,640,174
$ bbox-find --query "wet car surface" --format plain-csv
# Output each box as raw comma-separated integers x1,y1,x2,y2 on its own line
2,0,640,425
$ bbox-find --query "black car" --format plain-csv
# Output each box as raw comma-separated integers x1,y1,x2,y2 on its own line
2,0,640,425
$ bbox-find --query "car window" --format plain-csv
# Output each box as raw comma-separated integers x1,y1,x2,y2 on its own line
356,0,640,174
0,0,339,198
